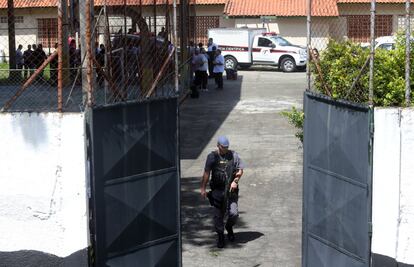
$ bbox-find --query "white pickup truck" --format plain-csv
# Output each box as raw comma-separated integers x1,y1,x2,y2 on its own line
208,28,307,72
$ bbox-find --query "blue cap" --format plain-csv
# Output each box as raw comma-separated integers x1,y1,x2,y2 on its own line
217,136,229,147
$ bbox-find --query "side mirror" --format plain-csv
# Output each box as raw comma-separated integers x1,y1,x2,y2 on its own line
271,44,276,48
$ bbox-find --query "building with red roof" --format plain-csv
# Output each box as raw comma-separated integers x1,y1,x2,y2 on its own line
0,0,412,57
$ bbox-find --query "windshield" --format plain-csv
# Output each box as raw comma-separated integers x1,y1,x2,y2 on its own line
270,36,292,47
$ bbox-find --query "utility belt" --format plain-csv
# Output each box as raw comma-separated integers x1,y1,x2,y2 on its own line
207,189,239,209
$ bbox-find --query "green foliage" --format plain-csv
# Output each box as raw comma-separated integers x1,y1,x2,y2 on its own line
312,33,414,107
281,107,304,143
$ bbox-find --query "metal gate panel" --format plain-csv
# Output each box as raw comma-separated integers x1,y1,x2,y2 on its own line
303,92,372,267
87,98,180,266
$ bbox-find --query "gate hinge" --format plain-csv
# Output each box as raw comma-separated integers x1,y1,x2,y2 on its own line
370,121,375,137
368,222,373,236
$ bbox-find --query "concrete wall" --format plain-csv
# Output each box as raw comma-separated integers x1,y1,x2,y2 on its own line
0,112,88,266
372,108,414,266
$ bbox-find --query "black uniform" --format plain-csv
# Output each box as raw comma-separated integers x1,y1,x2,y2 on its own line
205,150,244,234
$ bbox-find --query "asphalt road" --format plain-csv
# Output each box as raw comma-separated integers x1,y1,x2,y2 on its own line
180,68,306,267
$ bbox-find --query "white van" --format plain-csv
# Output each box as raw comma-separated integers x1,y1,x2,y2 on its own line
208,28,307,72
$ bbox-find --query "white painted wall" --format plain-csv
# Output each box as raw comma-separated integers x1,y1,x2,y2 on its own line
0,113,88,259
398,109,414,264
372,108,414,265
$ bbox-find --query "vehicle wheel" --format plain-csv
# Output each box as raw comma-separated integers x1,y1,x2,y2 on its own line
224,56,238,70
280,57,296,72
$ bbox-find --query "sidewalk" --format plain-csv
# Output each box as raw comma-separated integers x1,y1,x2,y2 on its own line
180,69,305,267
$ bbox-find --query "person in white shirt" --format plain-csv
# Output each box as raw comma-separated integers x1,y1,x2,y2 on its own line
16,44,23,70
213,49,225,89
192,48,209,91
199,48,209,91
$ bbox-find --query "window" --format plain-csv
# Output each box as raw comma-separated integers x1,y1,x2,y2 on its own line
37,18,58,48
346,15,392,42
377,43,394,51
15,16,24,23
192,16,219,45
0,16,23,23
271,36,292,47
258,37,273,47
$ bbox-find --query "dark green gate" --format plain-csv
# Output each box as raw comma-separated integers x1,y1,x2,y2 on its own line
86,98,181,266
302,92,373,267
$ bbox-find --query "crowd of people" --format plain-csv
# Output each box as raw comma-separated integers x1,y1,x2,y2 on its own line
11,34,223,92
190,37,225,92
12,40,105,86
14,43,47,80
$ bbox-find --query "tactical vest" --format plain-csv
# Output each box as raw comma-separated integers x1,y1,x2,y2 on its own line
210,151,234,190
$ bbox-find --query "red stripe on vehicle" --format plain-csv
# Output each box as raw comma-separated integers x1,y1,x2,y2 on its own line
270,50,297,54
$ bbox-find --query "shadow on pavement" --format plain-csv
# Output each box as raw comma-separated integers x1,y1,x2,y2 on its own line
180,76,242,160
233,231,264,244
0,248,87,267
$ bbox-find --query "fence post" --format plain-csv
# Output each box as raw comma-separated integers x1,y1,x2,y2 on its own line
58,0,63,112
80,0,94,107
7,0,16,77
405,0,411,106
306,0,312,91
173,0,179,93
369,0,376,106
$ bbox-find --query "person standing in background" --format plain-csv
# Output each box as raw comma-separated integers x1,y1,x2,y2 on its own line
213,49,224,90
207,38,218,78
23,45,33,79
199,48,209,91
15,44,23,79
35,44,47,79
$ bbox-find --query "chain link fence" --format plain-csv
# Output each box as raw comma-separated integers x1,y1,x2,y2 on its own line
0,0,195,112
307,0,413,107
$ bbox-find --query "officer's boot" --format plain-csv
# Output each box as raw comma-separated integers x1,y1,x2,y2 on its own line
225,224,235,242
217,233,225,248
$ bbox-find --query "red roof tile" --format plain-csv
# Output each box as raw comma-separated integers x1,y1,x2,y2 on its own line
338,0,412,2
224,0,339,17
0,0,225,9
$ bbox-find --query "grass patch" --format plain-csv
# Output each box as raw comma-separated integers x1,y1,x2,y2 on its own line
0,63,51,83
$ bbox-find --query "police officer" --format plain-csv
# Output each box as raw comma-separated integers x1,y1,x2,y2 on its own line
200,136,244,248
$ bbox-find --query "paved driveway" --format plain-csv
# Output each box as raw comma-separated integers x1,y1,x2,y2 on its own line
180,69,306,267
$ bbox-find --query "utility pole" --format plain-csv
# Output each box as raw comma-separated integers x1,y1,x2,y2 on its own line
369,0,376,105
80,0,95,106
306,0,311,91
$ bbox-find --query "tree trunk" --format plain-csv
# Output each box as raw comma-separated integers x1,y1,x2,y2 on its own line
7,0,18,81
